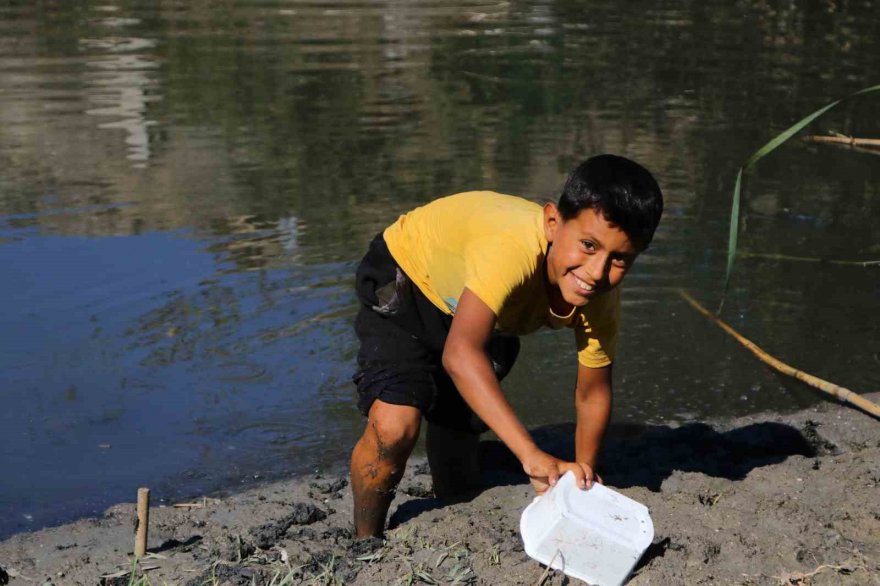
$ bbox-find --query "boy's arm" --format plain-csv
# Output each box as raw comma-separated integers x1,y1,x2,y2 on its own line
574,363,613,478
443,288,592,492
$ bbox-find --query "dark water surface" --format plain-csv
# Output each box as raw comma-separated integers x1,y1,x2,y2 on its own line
2,0,879,537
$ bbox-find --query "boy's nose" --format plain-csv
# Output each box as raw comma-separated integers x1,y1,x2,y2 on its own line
584,254,608,282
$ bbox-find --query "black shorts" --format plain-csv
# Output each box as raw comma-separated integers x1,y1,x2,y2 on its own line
352,233,520,434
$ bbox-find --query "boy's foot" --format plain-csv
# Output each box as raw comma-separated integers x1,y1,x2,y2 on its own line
349,535,385,556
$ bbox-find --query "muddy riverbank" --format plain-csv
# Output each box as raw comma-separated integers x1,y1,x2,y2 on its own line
1,393,878,585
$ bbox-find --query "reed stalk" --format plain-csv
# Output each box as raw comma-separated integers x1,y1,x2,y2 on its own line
679,289,880,420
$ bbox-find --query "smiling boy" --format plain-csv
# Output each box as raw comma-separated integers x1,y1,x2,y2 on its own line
350,154,663,537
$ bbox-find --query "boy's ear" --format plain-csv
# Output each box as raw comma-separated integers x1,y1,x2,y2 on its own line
543,203,561,243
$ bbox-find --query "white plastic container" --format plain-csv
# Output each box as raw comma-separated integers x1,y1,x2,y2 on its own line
520,472,654,586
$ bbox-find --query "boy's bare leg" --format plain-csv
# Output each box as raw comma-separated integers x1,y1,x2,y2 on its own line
350,400,421,537
426,421,481,499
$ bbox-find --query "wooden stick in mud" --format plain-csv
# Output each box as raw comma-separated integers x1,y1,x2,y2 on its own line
802,134,880,148
678,289,880,419
135,487,150,557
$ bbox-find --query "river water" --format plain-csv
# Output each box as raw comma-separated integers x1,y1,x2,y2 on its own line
1,0,878,537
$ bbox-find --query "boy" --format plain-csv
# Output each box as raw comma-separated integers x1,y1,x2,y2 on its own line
350,154,663,537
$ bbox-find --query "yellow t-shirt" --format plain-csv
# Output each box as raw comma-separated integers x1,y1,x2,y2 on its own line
383,191,619,368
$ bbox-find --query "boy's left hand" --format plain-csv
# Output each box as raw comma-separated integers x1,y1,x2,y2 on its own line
527,456,601,495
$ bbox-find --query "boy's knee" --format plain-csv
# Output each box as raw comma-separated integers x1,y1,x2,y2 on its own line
367,401,421,459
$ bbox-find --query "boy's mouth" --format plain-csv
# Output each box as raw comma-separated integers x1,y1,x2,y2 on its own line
572,273,597,296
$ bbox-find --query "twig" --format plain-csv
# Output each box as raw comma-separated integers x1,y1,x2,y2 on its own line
802,134,880,158
534,549,561,586
460,70,560,86
802,134,880,148
143,552,167,560
772,561,854,584
738,251,880,267
678,289,880,419
173,497,220,508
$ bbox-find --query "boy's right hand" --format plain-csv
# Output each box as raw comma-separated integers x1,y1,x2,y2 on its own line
521,447,595,495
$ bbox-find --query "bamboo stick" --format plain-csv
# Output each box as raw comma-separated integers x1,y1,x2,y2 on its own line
802,134,880,157
802,134,880,148
135,488,150,557
678,289,880,419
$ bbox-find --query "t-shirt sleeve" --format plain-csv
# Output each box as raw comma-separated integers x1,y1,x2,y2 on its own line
573,288,620,367
461,235,532,316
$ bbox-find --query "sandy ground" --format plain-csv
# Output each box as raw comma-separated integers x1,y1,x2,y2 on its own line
1,393,878,586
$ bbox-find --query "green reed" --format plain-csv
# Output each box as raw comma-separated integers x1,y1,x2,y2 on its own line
719,83,880,314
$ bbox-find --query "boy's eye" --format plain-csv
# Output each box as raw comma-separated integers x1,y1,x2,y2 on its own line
611,255,632,268
581,240,596,252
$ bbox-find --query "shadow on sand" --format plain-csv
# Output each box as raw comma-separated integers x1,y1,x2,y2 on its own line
391,420,819,528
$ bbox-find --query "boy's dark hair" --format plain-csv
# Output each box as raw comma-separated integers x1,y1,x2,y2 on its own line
557,154,663,250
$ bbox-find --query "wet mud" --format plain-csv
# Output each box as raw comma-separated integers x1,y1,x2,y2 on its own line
1,393,878,585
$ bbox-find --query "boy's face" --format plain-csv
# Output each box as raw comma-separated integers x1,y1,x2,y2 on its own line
543,204,640,310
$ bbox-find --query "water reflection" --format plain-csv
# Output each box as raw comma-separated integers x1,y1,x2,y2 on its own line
82,14,159,166
1,0,879,537
208,214,303,271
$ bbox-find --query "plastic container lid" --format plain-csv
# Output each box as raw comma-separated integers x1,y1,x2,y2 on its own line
520,472,654,586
